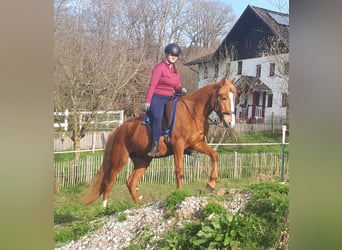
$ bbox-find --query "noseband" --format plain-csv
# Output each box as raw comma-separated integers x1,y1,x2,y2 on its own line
222,111,236,115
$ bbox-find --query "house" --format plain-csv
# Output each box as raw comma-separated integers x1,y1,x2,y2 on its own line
184,5,289,124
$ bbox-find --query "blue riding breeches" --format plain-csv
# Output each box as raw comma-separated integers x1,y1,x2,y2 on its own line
149,94,171,142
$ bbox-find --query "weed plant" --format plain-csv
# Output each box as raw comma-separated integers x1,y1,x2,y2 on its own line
159,182,289,250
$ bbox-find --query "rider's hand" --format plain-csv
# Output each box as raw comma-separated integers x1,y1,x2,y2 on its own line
143,103,150,112
181,87,187,95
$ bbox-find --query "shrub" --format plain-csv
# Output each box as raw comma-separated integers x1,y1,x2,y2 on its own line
164,189,191,211
161,212,240,250
202,202,227,218
160,182,289,250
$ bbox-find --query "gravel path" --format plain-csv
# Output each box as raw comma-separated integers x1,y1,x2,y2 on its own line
55,190,253,250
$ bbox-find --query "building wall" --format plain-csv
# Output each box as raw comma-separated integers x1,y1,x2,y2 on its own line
196,53,289,120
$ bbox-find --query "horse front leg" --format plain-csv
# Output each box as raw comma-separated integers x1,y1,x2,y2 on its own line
192,141,218,191
173,146,185,189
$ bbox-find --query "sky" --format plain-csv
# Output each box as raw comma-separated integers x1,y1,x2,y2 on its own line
221,0,289,18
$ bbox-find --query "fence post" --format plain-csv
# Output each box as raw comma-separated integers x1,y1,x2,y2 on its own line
271,112,274,133
280,125,286,182
92,132,96,153
64,109,69,131
233,151,238,178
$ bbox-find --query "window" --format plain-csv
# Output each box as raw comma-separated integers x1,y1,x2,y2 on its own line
214,64,219,77
270,63,275,76
255,92,260,105
267,94,273,107
244,37,252,49
256,64,261,77
282,93,288,107
237,61,242,75
204,65,208,79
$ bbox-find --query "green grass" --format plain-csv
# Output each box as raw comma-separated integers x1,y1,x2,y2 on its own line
54,182,135,246
54,150,104,162
54,179,260,246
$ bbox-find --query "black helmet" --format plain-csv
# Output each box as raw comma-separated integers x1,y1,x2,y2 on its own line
164,43,181,56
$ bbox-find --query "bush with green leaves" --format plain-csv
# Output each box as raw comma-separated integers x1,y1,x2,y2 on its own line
160,182,289,250
164,189,191,212
161,212,240,250
238,182,289,249
201,201,227,218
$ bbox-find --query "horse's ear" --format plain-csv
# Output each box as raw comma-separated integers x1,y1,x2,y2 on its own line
218,77,226,86
231,78,235,84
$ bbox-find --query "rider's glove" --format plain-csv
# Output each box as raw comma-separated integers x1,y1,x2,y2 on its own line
143,103,150,112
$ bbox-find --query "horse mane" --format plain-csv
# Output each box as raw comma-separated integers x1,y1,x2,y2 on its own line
183,78,236,104
184,82,217,100
180,82,218,119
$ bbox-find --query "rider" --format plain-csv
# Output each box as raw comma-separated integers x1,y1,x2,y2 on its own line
144,43,187,157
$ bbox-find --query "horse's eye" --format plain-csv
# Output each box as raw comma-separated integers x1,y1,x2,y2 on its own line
221,97,227,101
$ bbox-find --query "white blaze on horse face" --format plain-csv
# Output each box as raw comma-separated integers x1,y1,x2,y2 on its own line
229,92,235,127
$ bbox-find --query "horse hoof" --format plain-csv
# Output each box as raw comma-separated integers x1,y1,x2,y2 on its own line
206,183,215,192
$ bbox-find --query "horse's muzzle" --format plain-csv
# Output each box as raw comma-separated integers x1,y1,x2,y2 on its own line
222,113,235,128
223,119,232,128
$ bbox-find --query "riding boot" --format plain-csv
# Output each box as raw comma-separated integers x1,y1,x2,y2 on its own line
184,148,193,155
147,141,160,157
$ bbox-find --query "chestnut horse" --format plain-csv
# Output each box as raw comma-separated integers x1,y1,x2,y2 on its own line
84,77,237,207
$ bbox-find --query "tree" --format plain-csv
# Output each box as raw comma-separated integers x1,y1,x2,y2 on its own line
54,0,146,163
54,0,237,160
184,0,235,48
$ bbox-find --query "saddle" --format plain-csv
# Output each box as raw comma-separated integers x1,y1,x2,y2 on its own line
143,96,178,144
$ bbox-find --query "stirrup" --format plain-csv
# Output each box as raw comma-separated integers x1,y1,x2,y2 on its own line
147,151,160,157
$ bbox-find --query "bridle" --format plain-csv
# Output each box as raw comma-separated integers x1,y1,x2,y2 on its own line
222,110,236,115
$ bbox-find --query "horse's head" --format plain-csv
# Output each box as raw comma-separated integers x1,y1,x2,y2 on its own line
213,77,238,128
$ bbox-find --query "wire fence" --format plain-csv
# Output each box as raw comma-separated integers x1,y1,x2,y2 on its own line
54,152,289,192
53,119,289,153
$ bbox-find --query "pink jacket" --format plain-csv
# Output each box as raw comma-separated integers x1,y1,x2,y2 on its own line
145,61,181,103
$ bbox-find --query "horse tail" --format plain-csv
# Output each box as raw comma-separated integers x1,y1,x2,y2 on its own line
83,165,105,205
83,130,116,205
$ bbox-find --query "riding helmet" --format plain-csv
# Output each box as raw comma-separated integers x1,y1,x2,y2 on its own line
164,43,181,56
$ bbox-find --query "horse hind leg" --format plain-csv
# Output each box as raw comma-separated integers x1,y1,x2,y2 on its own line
126,156,151,204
